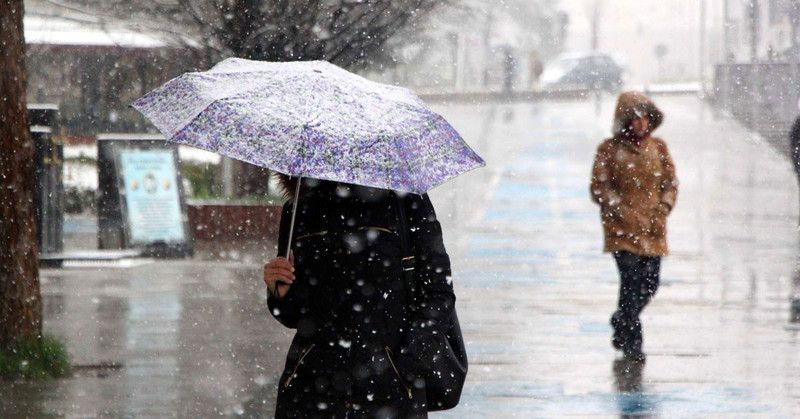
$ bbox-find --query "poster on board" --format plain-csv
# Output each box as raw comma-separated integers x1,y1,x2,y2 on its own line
97,134,192,257
118,149,186,245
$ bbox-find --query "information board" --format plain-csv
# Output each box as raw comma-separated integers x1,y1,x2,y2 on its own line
118,149,186,244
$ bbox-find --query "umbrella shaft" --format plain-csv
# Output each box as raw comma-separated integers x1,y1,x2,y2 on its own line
285,176,302,258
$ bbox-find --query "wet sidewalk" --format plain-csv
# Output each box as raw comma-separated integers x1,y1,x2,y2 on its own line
3,95,800,418
434,95,800,417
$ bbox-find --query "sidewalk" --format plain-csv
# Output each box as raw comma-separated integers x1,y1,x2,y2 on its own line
2,94,799,418
433,94,800,417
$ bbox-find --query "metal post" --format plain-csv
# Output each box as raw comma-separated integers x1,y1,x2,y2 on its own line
448,32,459,91
590,0,602,51
482,7,494,88
749,0,760,62
221,156,234,198
723,0,731,60
28,104,63,255
699,0,707,97
791,263,800,323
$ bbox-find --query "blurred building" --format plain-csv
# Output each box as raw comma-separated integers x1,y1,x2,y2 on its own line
556,0,727,86
24,0,197,138
722,0,800,62
374,0,568,92
713,1,800,151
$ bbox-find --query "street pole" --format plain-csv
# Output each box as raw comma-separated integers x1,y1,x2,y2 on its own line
591,0,602,116
591,0,601,51
699,0,707,97
723,0,730,60
221,157,234,198
792,3,800,60
482,7,494,88
749,0,760,62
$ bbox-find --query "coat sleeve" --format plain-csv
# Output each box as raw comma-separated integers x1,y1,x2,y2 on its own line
655,139,678,213
590,141,623,208
400,193,456,371
267,202,302,329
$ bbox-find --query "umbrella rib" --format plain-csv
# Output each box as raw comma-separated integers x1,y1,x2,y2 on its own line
393,133,420,194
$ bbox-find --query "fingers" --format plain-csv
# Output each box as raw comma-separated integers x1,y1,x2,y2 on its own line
265,274,292,300
268,282,290,299
265,267,295,283
264,258,294,277
264,256,296,299
270,276,294,286
267,257,294,271
274,283,290,299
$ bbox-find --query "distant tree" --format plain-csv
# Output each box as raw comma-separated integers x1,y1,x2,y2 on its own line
60,0,444,68
55,0,445,195
0,0,43,348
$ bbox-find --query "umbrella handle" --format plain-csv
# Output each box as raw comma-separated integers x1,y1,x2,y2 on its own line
285,176,302,259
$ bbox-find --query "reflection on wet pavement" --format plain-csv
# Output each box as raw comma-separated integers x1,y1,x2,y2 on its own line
432,95,800,418
2,262,292,417
2,95,800,417
612,359,654,418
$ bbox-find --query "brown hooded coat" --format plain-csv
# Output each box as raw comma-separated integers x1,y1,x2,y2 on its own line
590,92,678,257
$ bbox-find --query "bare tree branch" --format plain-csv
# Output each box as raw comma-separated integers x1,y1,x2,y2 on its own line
52,0,447,69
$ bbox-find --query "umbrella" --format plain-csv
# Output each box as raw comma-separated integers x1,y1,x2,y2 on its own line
132,58,484,255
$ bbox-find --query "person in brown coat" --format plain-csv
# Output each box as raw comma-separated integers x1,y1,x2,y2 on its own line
590,91,678,361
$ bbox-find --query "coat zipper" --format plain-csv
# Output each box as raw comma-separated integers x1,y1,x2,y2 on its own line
284,344,315,388
384,346,413,399
295,231,328,241
358,226,394,234
296,227,393,241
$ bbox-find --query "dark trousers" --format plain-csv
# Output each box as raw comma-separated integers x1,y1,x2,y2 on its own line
610,251,661,353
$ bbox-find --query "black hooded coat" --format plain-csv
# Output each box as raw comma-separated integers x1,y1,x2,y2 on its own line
267,179,455,418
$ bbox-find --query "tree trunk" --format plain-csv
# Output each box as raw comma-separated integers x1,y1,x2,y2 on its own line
0,0,43,348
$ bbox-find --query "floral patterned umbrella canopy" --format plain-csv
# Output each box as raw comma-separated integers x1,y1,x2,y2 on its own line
131,58,484,194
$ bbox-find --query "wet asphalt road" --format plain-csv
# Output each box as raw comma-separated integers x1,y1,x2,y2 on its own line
2,94,800,418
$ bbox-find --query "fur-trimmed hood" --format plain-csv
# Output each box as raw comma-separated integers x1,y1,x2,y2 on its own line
612,91,663,137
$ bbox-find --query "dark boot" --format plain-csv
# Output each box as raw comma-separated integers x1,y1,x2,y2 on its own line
610,312,626,350
623,347,646,362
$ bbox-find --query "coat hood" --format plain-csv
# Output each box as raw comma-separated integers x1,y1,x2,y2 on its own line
612,91,663,137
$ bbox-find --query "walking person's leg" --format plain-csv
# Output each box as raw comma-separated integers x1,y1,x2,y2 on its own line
611,251,662,360
611,251,640,351
622,256,661,357
637,256,661,312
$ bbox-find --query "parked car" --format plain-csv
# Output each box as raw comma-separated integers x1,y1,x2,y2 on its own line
541,52,624,92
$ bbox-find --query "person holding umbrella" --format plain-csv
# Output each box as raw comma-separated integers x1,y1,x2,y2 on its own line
789,104,800,222
132,58,479,417
590,91,678,362
264,177,451,417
